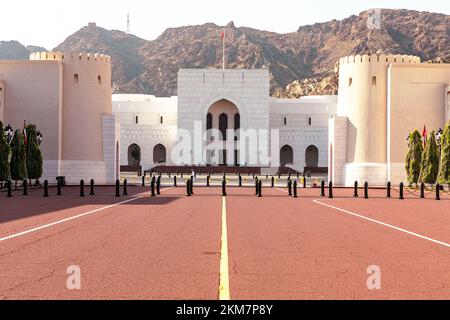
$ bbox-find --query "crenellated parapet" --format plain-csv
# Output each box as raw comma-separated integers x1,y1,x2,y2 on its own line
339,54,420,65
29,51,111,64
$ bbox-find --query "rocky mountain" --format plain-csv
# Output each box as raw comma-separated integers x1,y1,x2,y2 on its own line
2,9,449,97
0,41,47,60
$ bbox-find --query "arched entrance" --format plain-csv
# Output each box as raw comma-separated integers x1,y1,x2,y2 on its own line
128,144,141,166
153,144,167,164
305,145,319,167
206,99,240,166
280,145,294,167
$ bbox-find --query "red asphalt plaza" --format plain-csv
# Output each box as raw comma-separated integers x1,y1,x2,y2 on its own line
0,185,449,300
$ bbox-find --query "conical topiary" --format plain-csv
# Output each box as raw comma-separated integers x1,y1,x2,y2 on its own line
26,124,43,180
0,121,11,182
405,130,423,185
437,122,450,184
419,131,440,184
10,129,27,182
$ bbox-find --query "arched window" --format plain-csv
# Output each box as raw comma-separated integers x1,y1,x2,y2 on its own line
372,76,377,85
160,116,164,125
98,75,102,85
284,117,287,126
280,145,294,167
206,113,212,130
74,74,79,84
153,144,167,164
308,117,312,126
219,113,228,141
348,77,353,87
135,115,139,124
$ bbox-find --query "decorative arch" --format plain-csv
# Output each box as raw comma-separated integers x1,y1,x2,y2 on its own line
305,145,319,168
280,145,294,167
128,144,141,166
202,94,247,129
153,144,167,164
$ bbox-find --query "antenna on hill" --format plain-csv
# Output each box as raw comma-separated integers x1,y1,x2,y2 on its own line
126,13,131,34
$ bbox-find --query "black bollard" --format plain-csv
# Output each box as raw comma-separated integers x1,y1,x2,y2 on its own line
436,183,441,201
123,179,128,196
354,181,358,197
151,178,156,197
328,181,333,199
321,180,325,197
399,182,404,200
387,182,391,198
222,178,227,197
364,182,369,199
115,180,120,197
293,181,298,198
142,174,146,187
57,179,62,196
258,180,262,198
288,179,292,196
90,179,95,196
207,175,210,187
303,176,306,189
186,178,191,197
189,177,193,196
44,180,49,198
23,180,28,196
255,178,259,196
239,175,242,187
174,176,177,187
271,176,275,188
420,183,425,199
7,180,12,198
80,179,85,197
157,177,161,195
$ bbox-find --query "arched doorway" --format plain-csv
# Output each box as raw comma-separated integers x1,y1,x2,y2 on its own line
128,144,141,166
153,144,167,164
280,145,294,167
305,145,319,167
206,99,240,166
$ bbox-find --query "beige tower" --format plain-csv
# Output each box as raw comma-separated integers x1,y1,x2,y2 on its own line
330,54,421,186
27,52,119,183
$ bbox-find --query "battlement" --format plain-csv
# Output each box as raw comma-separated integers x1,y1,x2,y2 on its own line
29,51,111,64
339,54,420,65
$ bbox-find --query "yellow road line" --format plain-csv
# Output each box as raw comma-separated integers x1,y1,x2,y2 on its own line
219,196,231,300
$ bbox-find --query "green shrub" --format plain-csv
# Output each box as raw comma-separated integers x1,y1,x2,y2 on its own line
419,131,440,184
405,130,423,184
10,129,28,181
26,124,43,180
437,122,450,184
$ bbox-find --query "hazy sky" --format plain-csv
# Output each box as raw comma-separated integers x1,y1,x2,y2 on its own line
1,0,448,49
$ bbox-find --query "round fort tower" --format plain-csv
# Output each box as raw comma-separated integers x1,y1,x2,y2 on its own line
337,54,421,184
30,51,112,162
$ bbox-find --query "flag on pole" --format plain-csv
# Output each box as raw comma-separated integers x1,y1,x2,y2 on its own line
422,125,427,147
